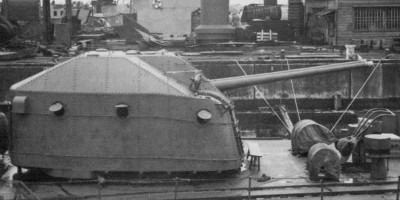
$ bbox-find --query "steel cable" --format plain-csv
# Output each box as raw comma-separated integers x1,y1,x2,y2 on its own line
235,60,290,132
330,57,384,132
285,58,301,122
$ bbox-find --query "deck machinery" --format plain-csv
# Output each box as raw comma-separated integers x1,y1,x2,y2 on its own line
7,50,373,178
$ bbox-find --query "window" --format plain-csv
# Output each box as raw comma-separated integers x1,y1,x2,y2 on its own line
60,11,64,16
53,11,57,16
354,7,400,32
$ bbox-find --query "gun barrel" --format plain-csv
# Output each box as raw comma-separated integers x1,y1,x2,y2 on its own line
211,60,374,91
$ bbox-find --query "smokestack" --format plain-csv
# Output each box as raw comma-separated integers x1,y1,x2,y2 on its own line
194,0,234,44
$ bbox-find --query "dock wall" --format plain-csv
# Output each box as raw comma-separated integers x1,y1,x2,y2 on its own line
1,58,400,136
1,58,400,106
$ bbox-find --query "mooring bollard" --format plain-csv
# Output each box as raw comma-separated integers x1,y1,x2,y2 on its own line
248,176,252,199
280,49,285,59
97,175,105,200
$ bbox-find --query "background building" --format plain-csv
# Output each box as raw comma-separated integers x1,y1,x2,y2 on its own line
130,0,200,36
305,0,400,46
51,2,66,23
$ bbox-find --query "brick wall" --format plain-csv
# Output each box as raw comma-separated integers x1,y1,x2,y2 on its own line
337,0,400,45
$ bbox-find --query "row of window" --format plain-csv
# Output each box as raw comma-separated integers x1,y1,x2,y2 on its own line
354,7,400,32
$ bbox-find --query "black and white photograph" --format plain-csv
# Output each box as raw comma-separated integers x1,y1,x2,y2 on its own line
0,0,400,199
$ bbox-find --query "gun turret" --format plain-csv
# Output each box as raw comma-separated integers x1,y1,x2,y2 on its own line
211,60,374,91
7,51,375,179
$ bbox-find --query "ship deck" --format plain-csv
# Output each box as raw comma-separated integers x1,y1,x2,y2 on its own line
1,139,399,199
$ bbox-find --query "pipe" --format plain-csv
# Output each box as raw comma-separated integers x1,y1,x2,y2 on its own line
212,60,374,91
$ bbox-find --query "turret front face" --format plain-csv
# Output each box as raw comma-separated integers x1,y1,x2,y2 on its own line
10,51,242,178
